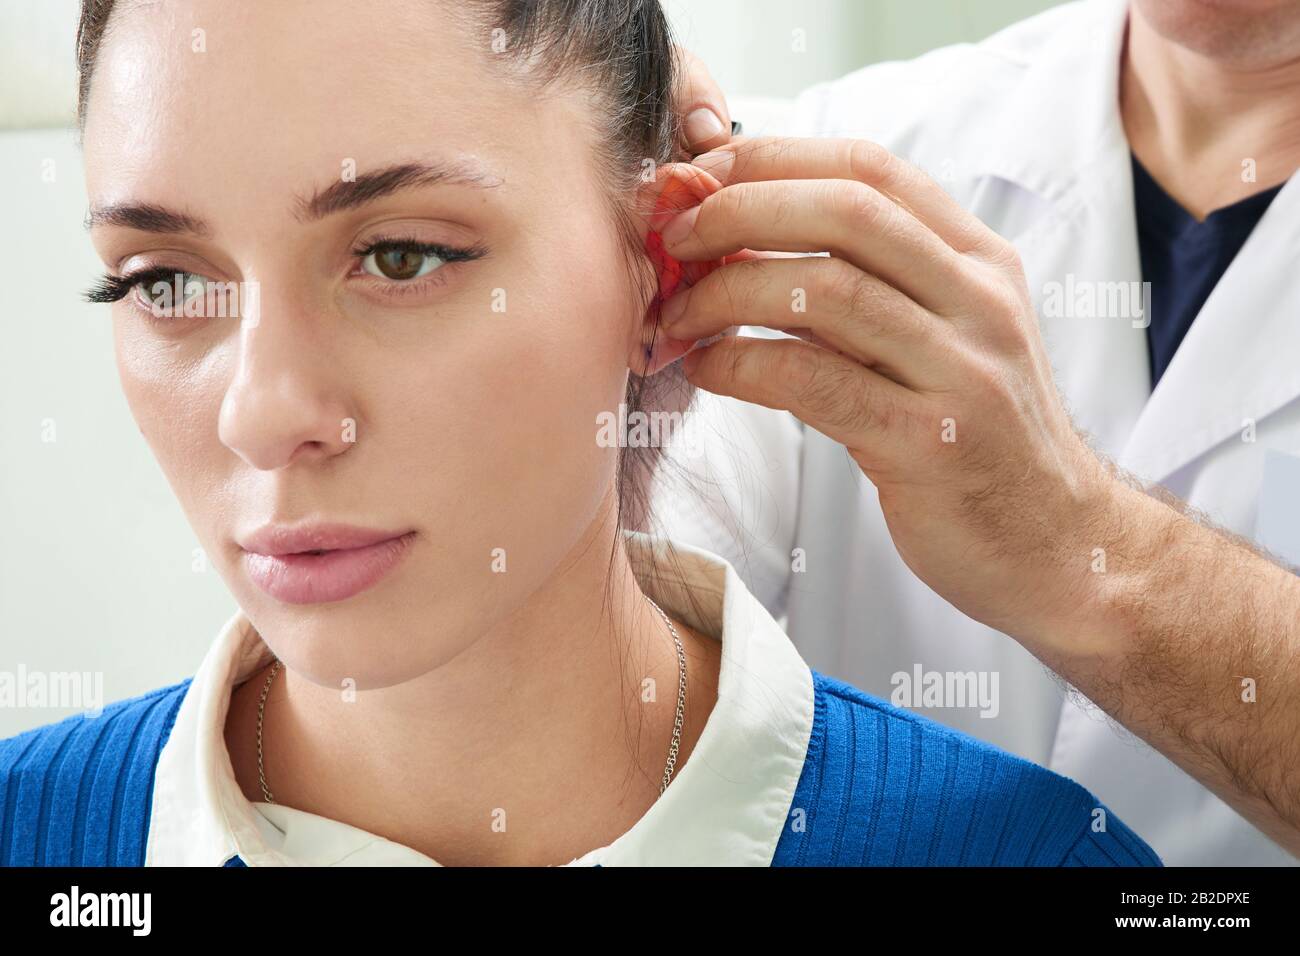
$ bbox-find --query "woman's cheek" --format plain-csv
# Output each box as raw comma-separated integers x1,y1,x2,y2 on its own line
113,313,216,414
113,317,229,506
466,287,626,525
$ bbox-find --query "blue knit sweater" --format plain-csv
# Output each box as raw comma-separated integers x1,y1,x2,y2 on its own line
1,669,1160,866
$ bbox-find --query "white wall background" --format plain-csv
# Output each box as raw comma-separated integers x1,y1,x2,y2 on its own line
663,0,1065,99
0,0,1065,737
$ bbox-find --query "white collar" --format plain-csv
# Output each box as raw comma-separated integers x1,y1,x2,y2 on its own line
963,0,1132,191
145,531,814,866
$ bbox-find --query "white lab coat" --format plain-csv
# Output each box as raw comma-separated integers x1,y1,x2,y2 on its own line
651,0,1300,865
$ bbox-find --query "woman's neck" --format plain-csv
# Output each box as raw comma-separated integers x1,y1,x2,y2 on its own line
225,504,722,866
1121,5,1300,220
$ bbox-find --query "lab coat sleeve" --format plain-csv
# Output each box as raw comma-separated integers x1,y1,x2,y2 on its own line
726,83,830,140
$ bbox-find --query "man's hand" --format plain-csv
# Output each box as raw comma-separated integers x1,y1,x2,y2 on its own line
657,136,1114,639
654,135,1300,854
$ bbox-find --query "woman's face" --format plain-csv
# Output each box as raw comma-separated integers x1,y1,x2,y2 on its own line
83,0,651,687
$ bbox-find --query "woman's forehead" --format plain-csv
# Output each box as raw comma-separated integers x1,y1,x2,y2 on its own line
82,0,588,204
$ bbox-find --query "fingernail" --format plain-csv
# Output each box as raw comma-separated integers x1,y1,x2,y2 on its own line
661,205,699,246
684,108,725,145
692,148,734,183
659,291,687,328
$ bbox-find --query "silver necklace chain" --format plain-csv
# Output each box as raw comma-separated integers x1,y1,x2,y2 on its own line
649,597,689,794
255,657,279,804
256,597,688,804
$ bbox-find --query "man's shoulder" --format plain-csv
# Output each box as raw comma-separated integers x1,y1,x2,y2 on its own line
771,669,1162,866
0,679,192,866
784,0,1100,155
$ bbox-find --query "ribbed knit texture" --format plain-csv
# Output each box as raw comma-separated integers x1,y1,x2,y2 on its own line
770,671,1162,866
0,679,191,866
3,670,1161,866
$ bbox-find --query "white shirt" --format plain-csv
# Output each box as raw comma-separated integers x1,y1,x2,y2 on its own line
652,0,1300,865
144,531,814,866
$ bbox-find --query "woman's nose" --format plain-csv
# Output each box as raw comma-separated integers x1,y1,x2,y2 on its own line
217,281,356,471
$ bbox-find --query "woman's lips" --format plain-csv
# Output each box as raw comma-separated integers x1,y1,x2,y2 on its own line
242,531,417,605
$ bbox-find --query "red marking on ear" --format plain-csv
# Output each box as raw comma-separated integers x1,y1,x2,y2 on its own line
645,230,684,300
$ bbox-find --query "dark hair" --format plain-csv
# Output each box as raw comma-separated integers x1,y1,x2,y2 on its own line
76,0,710,791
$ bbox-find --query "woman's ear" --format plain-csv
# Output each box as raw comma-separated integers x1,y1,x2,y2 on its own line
629,162,726,376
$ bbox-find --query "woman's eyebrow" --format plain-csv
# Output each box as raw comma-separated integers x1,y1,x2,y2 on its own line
84,159,502,237
294,159,503,223
84,202,210,237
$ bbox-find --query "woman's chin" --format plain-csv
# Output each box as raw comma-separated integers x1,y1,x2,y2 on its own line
241,595,481,691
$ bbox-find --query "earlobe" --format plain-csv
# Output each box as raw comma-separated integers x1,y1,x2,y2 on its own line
640,327,698,376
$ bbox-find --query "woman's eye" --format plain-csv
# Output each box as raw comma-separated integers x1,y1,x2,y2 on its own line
138,272,209,314
361,245,446,281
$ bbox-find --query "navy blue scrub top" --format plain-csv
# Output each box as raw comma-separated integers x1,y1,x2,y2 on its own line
1132,153,1288,388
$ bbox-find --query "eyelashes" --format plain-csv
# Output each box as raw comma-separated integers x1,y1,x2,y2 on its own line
82,236,490,309
349,235,487,266
83,266,184,305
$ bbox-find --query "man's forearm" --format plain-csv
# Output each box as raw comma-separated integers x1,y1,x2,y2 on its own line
1032,474,1300,856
